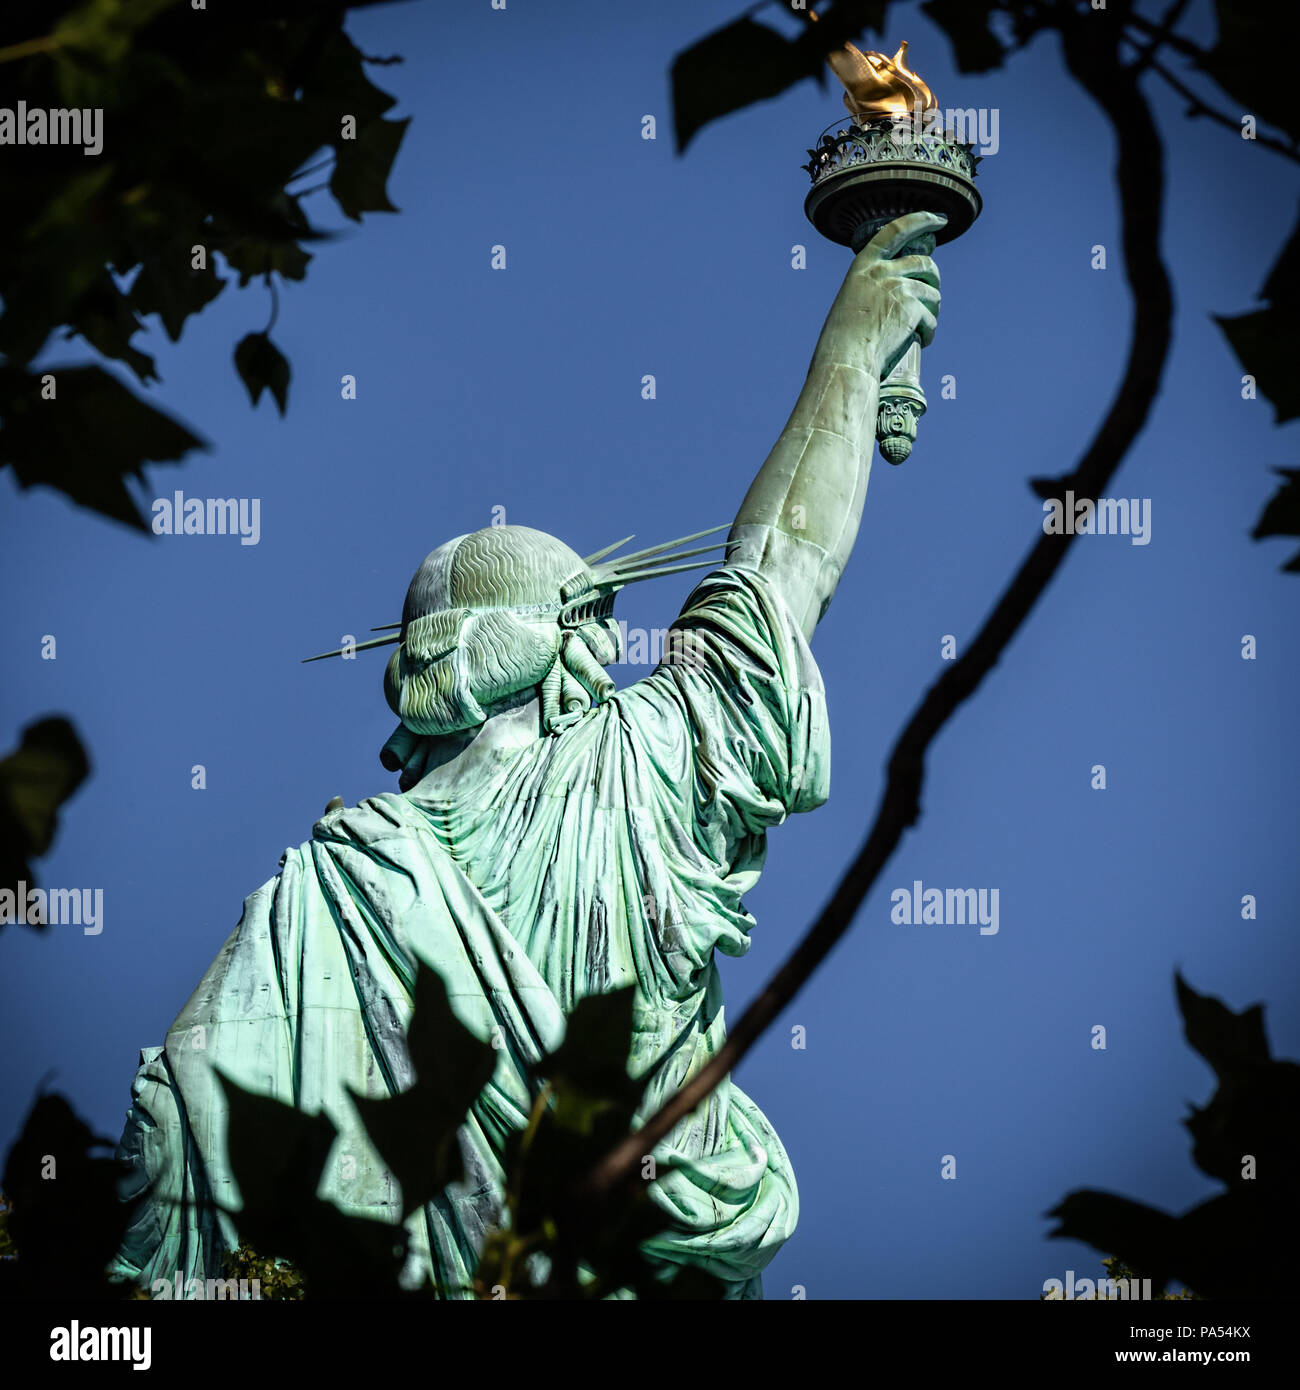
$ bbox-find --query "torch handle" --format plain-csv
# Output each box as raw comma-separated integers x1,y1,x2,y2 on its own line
857,226,937,466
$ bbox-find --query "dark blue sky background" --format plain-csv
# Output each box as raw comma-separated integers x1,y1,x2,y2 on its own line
3,0,1296,1299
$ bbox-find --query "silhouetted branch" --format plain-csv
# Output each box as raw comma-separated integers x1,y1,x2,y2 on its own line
1124,7,1209,63
1120,0,1300,165
1126,0,1192,75
1139,53,1300,165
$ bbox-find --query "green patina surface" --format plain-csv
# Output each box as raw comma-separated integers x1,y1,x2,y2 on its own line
112,208,948,1298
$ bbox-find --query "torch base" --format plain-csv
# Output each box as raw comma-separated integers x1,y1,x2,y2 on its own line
806,162,981,252
803,119,981,253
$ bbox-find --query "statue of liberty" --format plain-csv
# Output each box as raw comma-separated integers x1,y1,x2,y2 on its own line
111,208,944,1299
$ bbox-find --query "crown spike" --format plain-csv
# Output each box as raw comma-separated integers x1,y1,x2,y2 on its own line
602,524,729,570
582,533,636,566
302,633,401,664
604,558,720,587
594,542,726,587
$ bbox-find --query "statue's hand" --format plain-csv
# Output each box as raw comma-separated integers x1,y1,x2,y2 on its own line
824,210,946,379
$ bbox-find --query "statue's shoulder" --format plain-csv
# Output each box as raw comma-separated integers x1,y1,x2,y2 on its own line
305,791,419,847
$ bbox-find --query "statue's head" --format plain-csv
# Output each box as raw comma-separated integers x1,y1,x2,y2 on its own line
303,521,728,778
384,524,622,738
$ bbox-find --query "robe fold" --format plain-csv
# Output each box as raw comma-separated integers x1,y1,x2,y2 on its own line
113,565,830,1298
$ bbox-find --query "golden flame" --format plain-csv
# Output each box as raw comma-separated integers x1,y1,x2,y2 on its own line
815,30,937,120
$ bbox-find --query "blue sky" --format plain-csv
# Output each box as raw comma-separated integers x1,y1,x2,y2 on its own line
2,0,1296,1299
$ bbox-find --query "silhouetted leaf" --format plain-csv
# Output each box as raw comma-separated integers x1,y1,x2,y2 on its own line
574,1181,677,1298
1175,1190,1296,1298
221,236,314,289
1216,306,1300,425
1176,972,1270,1076
0,364,206,530
504,1106,614,1241
215,193,320,288
1047,1190,1178,1288
671,3,889,154
501,1101,676,1298
216,1071,407,1295
304,27,400,130
0,1091,129,1297
673,17,815,156
0,165,116,364
1201,1,1300,145
1252,469,1300,572
493,986,719,1298
1174,974,1300,1192
0,716,90,927
129,250,227,342
347,962,497,1219
65,273,156,384
534,985,642,1132
1215,205,1300,425
0,0,410,519
234,331,291,415
216,1073,338,1233
1050,973,1300,1299
330,116,410,221
921,0,1007,74
1216,203,1300,570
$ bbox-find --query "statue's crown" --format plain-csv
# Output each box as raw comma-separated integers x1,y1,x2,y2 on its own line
302,523,729,665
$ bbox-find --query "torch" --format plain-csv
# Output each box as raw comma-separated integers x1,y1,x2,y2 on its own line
802,38,981,464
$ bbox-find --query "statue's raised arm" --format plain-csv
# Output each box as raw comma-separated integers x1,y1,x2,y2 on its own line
725,209,946,639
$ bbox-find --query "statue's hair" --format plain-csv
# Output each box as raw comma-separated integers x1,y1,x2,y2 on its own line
383,526,621,739
384,609,561,735
402,525,584,620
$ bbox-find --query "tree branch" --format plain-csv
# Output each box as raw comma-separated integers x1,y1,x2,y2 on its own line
580,5,1175,1205
1137,51,1300,165
1121,0,1300,164
1124,7,1203,62
1126,0,1192,76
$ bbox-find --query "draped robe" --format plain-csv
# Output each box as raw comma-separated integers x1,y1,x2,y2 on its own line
112,565,830,1298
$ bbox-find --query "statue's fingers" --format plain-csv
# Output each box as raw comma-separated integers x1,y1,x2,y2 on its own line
906,280,942,313
865,211,947,259
890,254,940,290
913,303,938,348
